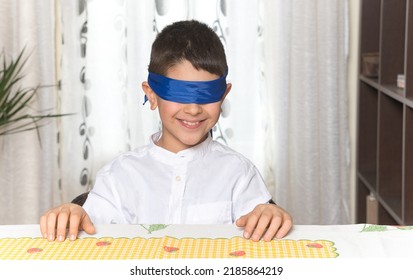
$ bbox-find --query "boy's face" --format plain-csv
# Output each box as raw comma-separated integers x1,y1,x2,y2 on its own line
142,60,231,153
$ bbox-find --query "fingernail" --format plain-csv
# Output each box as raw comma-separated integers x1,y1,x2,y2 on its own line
69,234,76,241
48,234,54,241
252,234,260,241
243,232,250,239
58,235,64,242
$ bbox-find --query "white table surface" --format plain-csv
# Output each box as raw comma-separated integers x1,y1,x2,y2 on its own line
1,223,412,258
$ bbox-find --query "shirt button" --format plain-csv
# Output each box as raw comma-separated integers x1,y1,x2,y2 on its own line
175,176,181,181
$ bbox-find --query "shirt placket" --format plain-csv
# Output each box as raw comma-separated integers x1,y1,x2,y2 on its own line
168,159,187,223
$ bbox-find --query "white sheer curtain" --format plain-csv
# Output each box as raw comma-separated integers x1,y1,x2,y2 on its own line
0,0,57,224
56,0,156,205
0,0,350,225
265,0,351,224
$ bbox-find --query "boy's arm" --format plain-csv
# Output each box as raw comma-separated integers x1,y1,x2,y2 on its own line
235,203,292,242
39,203,95,242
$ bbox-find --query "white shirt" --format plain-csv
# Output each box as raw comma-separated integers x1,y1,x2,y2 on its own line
83,132,272,225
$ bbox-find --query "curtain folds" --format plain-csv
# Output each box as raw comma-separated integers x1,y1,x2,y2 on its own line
0,0,57,224
0,0,350,225
267,0,351,224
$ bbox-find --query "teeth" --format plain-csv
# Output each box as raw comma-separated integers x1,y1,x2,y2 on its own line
182,120,199,126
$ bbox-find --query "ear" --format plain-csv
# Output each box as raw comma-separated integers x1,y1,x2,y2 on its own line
142,81,158,110
221,83,232,101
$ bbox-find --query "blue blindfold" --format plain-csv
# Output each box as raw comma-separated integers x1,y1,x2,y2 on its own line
144,71,227,104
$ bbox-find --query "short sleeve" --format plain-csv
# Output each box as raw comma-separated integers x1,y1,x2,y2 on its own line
231,165,272,221
82,170,127,224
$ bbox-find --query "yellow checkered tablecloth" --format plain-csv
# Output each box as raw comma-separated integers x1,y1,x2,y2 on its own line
0,236,337,259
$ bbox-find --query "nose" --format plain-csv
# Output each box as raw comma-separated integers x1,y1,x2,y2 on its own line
183,103,203,115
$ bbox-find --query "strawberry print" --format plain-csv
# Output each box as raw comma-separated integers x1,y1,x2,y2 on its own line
27,247,43,253
229,250,246,257
96,241,111,246
306,243,323,248
163,246,179,252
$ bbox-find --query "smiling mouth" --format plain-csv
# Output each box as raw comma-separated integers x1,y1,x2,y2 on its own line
179,119,203,129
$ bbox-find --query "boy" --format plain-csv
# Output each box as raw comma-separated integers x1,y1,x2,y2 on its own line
40,20,292,242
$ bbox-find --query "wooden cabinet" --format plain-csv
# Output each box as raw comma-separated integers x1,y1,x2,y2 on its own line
356,0,413,225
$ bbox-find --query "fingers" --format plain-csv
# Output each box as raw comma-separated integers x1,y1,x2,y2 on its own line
67,207,82,241
262,216,282,241
56,206,71,241
235,215,247,227
69,212,95,241
39,203,94,242
274,213,293,239
237,204,293,242
240,212,259,240
246,211,270,241
46,211,59,241
80,215,96,235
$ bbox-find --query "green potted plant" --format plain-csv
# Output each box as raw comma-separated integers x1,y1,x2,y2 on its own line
0,48,68,142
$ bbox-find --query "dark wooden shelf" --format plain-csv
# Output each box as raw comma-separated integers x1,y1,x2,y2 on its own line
359,75,413,108
356,0,413,226
358,171,376,192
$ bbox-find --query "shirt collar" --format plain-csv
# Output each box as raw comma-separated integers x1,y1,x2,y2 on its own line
149,131,212,164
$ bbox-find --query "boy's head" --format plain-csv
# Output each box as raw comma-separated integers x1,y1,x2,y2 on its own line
142,20,232,153
148,20,228,77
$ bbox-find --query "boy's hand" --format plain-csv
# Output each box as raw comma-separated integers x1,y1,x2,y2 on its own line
39,203,95,242
236,204,292,242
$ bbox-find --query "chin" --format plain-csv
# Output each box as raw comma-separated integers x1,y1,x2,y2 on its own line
181,139,202,147
180,134,207,147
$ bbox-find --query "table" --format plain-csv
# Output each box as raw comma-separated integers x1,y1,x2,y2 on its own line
0,223,412,259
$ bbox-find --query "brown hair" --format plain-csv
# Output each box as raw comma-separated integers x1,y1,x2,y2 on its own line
148,20,228,77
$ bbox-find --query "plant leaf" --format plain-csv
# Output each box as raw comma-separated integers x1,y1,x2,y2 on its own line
0,47,73,144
